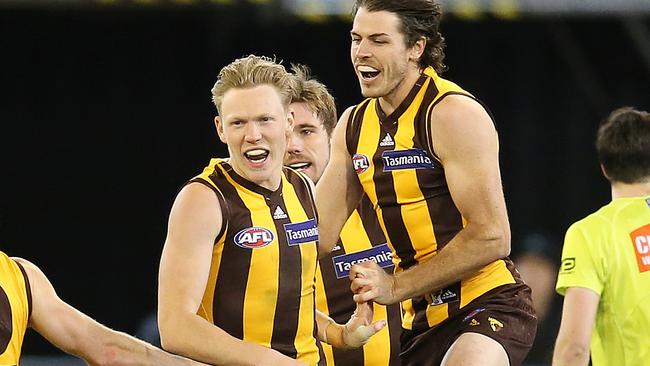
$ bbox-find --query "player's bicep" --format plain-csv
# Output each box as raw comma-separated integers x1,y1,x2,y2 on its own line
317,106,362,211
158,183,223,316
431,96,506,228
316,106,363,254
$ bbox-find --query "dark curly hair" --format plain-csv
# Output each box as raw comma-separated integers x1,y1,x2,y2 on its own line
353,0,447,74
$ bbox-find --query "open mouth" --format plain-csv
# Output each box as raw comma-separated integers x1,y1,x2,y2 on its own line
244,149,270,164
287,162,311,172
358,65,380,81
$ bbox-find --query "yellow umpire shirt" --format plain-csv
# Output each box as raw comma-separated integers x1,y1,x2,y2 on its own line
556,196,650,366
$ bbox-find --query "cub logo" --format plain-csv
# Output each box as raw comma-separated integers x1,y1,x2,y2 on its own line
234,227,274,249
352,154,370,175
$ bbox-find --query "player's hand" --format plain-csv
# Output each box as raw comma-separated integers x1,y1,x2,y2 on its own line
342,302,386,349
349,261,396,305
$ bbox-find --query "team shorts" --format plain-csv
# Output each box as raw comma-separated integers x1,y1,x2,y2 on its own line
399,283,537,366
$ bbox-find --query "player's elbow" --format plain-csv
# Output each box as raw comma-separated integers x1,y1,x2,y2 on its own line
157,312,185,355
474,223,510,260
553,339,590,366
493,228,511,258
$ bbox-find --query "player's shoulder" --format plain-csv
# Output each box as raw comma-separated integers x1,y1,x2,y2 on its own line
284,166,312,184
341,99,374,124
339,105,359,128
283,167,316,194
10,257,46,284
430,94,489,125
172,181,224,223
10,257,36,271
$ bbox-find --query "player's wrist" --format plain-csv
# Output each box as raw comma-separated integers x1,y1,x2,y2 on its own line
327,322,347,349
388,273,403,304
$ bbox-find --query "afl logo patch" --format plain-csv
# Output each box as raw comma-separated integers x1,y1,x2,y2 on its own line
234,227,274,249
352,154,370,175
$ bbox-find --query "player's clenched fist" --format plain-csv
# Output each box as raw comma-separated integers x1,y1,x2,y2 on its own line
349,261,397,305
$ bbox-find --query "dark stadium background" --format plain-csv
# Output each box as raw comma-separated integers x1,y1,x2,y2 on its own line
0,1,648,364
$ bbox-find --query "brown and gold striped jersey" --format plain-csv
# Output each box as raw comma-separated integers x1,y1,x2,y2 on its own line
345,67,520,332
0,251,32,366
191,159,323,365
315,195,401,366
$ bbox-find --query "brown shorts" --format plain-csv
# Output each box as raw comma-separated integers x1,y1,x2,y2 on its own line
399,284,537,366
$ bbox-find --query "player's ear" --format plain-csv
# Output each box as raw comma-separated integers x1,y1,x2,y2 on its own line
409,36,426,63
215,116,226,143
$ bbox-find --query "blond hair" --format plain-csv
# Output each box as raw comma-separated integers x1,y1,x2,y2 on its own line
211,55,293,113
289,64,337,136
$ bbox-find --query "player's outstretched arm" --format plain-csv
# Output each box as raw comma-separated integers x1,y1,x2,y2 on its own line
13,257,211,366
552,287,598,366
315,304,385,350
315,106,363,255
351,95,511,304
158,183,304,366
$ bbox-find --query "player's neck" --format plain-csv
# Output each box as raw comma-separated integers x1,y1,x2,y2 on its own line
378,66,422,116
230,161,283,192
611,179,650,200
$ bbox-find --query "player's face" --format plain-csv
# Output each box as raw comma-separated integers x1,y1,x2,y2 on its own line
351,7,414,98
216,85,290,190
284,102,331,183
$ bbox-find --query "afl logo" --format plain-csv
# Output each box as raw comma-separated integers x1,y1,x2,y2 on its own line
234,227,274,249
352,154,370,175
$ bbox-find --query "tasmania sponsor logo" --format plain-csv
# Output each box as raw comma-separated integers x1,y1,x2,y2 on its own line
284,219,319,246
381,149,434,172
352,154,370,175
631,224,650,272
332,243,393,279
234,227,274,249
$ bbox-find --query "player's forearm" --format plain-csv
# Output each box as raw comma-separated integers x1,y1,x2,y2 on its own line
90,326,209,366
158,312,283,366
393,223,509,302
315,182,361,256
316,211,348,256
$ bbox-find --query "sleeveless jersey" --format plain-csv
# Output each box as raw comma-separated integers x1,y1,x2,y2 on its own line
345,67,520,332
0,251,32,366
316,195,401,365
556,196,650,365
191,159,323,365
